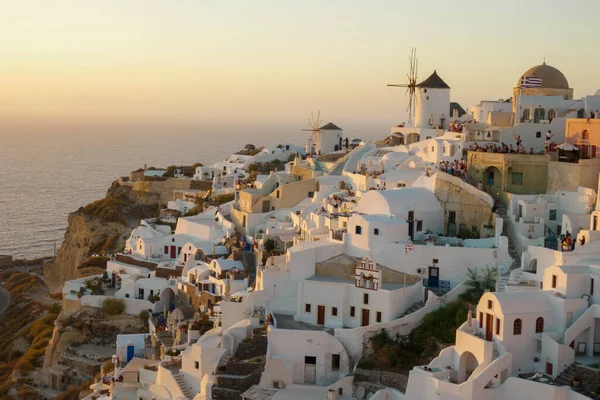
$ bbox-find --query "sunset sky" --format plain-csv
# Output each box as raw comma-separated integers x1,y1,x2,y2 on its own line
1,0,599,135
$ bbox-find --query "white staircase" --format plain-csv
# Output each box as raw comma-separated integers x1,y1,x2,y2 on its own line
173,372,194,400
496,275,508,292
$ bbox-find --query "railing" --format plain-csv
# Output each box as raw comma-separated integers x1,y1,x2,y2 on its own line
423,278,451,290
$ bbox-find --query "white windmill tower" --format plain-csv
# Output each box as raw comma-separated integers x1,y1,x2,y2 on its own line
302,111,322,156
302,111,343,155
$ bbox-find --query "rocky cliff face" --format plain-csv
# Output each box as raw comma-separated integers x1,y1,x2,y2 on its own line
44,181,159,292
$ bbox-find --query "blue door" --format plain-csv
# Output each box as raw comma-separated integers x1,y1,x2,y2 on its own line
428,267,439,288
127,345,134,362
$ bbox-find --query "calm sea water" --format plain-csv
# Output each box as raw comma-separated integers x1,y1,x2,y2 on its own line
0,130,306,259
0,127,382,259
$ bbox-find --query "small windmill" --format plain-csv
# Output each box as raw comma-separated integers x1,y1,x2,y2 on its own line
302,111,323,156
387,47,419,126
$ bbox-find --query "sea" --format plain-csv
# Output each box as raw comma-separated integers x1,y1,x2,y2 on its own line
0,129,379,259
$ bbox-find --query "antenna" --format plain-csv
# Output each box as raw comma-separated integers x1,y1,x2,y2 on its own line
387,47,419,126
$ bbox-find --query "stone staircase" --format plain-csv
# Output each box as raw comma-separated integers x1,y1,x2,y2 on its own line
555,363,600,397
212,327,268,400
496,202,521,272
173,372,194,400
399,301,425,318
496,275,508,292
242,251,257,288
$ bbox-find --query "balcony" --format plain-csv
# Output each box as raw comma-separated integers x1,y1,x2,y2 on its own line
423,278,451,291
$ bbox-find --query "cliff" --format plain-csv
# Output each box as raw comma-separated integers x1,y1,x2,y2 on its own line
44,181,160,293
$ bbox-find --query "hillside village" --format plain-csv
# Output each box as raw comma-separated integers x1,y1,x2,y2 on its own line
6,62,600,400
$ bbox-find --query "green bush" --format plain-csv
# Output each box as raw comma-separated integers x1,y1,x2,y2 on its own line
263,238,276,253
48,302,62,315
83,196,132,221
102,298,126,316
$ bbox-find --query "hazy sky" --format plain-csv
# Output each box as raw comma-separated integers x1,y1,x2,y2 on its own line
1,0,599,136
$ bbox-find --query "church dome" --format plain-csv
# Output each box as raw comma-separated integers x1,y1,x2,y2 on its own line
516,62,570,89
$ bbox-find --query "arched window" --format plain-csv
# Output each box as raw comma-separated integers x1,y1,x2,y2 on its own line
582,130,590,141
536,317,544,333
534,108,545,123
513,319,522,335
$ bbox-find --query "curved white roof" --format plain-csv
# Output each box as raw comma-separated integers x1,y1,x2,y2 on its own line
484,291,551,315
355,188,441,216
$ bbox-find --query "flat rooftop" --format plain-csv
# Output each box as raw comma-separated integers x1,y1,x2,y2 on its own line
306,274,409,290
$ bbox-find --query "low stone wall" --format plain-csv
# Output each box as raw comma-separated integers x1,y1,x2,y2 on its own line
354,368,409,393
115,254,157,270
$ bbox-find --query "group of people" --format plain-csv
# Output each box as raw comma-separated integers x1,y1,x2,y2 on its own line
561,232,585,252
449,121,464,133
437,158,467,179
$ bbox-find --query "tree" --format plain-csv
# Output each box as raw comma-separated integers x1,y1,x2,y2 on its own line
102,298,126,316
459,266,498,304
263,238,276,253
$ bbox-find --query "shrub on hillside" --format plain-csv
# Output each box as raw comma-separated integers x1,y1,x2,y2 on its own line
83,196,132,221
102,298,125,316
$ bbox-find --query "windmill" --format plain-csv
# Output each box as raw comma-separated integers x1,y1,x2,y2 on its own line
302,111,323,155
387,47,419,126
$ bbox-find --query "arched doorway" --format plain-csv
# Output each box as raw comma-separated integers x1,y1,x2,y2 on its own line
483,166,502,190
406,133,420,145
156,287,179,314
458,351,479,383
195,248,206,261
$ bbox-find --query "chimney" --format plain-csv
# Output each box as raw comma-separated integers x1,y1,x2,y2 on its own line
327,389,337,400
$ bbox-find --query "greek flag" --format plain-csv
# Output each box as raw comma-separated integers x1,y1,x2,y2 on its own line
521,76,542,88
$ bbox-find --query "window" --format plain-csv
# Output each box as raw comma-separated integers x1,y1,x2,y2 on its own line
373,228,379,236
350,306,355,317
308,191,314,198
549,210,557,221
363,293,369,305
276,191,280,199
432,258,439,264
426,96,430,100
305,356,316,365
164,246,168,254
431,146,434,152
488,300,493,310
305,304,311,313
332,354,340,371
511,172,523,185
528,225,534,233
416,221,423,232
592,278,595,296
125,294,130,298
536,131,542,138
513,319,522,335
536,317,544,333
332,307,338,316
552,275,557,289
195,361,199,369
397,183,406,188
172,238,175,242
448,211,456,224
479,312,483,328
496,318,501,335
522,109,530,121
376,312,382,323
355,226,362,235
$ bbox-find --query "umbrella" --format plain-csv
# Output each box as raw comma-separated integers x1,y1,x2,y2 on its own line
556,143,579,151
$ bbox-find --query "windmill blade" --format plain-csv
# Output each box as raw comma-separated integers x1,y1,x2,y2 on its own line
387,84,409,87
